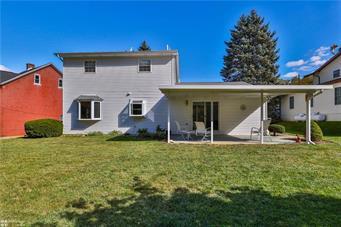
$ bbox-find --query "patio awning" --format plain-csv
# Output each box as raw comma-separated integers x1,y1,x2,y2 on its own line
159,84,333,96
75,95,103,101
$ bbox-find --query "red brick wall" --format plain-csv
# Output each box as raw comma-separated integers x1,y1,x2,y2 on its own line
0,66,62,136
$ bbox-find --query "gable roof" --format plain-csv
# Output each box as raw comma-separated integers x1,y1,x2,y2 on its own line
304,51,341,78
0,63,62,86
55,50,178,59
0,71,18,83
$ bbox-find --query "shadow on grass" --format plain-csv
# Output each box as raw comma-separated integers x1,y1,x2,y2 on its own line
37,177,341,226
106,135,165,142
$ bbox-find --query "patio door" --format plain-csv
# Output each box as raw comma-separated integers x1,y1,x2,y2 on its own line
193,102,218,130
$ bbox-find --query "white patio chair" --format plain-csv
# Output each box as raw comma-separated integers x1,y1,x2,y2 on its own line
194,121,211,141
250,119,272,140
175,121,192,140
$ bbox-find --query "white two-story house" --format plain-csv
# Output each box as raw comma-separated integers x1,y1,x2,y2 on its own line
281,51,341,121
57,50,332,144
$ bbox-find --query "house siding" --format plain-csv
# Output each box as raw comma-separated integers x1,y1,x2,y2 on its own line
63,56,176,134
281,55,341,121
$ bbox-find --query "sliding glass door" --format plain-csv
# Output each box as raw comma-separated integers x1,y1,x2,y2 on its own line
193,102,218,130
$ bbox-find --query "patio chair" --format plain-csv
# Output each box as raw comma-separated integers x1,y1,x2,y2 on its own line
175,121,192,140
194,121,211,141
250,118,272,140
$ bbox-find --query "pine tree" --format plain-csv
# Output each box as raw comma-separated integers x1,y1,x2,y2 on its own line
221,10,280,84
138,41,151,51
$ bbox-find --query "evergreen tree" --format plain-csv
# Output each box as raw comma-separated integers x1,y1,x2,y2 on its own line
221,10,280,84
138,41,151,51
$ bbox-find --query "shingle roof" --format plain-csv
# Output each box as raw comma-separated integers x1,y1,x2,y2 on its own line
55,50,178,58
0,71,18,83
176,81,251,85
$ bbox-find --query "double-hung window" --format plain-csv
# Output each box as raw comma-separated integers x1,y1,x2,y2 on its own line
289,96,294,109
335,87,341,105
34,74,41,85
58,78,63,88
129,100,146,117
84,60,96,73
333,69,340,79
78,97,102,120
138,59,151,72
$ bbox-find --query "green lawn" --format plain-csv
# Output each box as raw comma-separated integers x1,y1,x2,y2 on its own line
1,135,341,226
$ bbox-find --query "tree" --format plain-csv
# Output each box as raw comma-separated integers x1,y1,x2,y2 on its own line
221,10,280,84
138,41,151,51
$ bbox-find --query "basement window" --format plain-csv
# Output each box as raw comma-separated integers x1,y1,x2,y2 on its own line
129,100,146,117
34,74,41,85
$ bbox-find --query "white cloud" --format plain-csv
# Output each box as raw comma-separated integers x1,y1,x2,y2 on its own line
315,46,330,57
310,55,321,62
310,59,327,66
285,59,305,67
298,65,312,71
283,72,299,78
0,64,12,72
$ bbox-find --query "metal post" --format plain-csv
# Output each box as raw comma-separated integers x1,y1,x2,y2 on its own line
260,92,264,144
211,101,213,143
167,101,170,143
306,94,312,144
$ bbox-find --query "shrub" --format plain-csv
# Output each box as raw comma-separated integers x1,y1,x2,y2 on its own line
269,124,286,136
25,119,63,138
137,128,151,138
108,130,122,137
87,131,104,136
309,121,323,142
153,125,166,140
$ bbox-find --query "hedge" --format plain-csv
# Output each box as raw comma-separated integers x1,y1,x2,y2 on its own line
25,119,63,138
268,124,285,136
308,121,324,142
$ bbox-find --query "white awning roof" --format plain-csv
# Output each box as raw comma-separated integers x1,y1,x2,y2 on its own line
159,84,333,96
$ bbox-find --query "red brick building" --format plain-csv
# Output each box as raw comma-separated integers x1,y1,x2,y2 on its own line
0,63,63,136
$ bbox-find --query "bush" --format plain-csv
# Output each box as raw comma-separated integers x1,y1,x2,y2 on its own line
108,130,122,137
137,128,151,138
153,125,166,140
308,121,324,142
87,131,104,136
269,124,285,136
25,119,63,138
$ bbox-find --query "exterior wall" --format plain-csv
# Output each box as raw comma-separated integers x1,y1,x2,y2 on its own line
0,66,63,136
168,93,263,135
281,55,341,121
281,83,341,121
63,56,176,134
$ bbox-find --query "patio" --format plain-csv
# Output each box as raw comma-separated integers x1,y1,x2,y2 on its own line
170,134,296,145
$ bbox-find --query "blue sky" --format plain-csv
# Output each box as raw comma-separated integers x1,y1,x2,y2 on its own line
1,1,340,81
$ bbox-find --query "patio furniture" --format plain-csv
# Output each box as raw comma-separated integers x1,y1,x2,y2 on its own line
194,121,211,141
294,113,306,121
312,112,326,121
175,121,193,140
250,119,272,140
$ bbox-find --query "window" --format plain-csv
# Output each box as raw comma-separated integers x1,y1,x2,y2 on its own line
34,74,41,85
58,78,63,88
84,60,96,73
289,96,294,109
129,100,145,116
138,59,151,72
333,69,340,79
311,97,314,107
335,87,341,105
78,100,101,120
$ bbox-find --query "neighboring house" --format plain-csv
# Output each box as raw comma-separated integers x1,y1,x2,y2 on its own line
0,63,63,136
56,50,332,144
281,50,341,121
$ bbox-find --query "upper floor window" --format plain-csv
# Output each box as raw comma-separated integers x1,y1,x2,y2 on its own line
84,60,96,73
335,87,341,105
138,59,151,72
289,96,294,109
34,74,41,85
58,78,63,88
333,69,340,79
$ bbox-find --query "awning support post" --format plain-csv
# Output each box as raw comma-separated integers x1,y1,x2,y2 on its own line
211,101,213,143
305,94,313,144
260,92,264,144
167,101,170,143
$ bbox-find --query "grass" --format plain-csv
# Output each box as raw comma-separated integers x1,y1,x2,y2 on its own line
1,134,340,226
